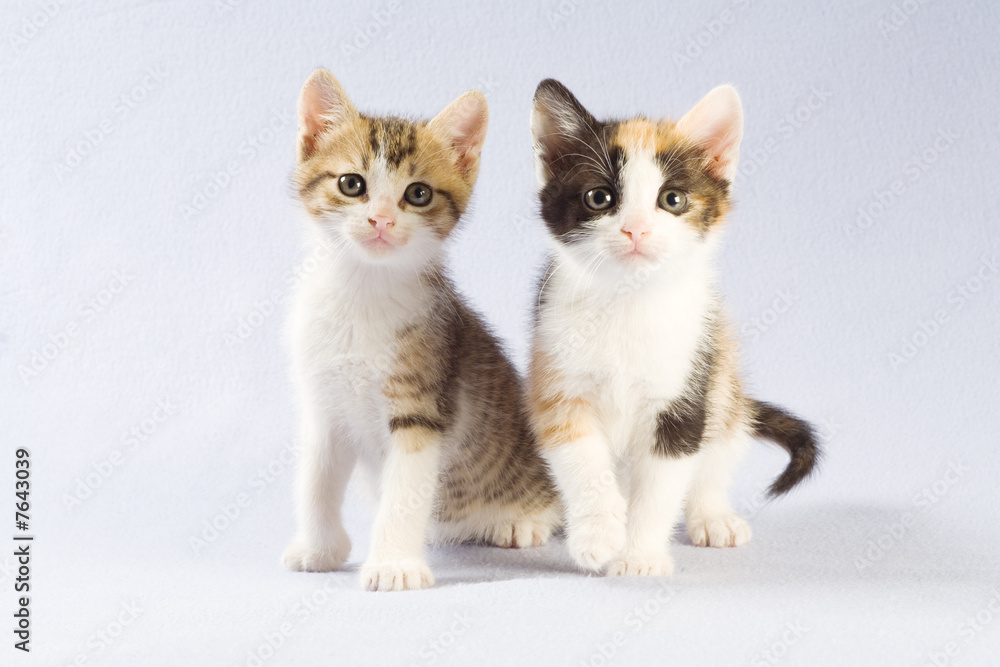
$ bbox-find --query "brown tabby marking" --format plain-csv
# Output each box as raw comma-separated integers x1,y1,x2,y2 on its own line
295,113,476,241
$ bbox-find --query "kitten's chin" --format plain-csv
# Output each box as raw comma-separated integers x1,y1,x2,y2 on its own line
350,234,406,262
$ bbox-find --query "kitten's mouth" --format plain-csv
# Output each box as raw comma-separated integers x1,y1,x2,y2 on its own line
362,234,396,252
621,245,650,260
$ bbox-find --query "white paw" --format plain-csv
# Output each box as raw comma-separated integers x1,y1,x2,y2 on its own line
687,514,752,548
567,511,627,571
360,559,434,592
488,518,555,548
606,551,674,577
281,537,351,572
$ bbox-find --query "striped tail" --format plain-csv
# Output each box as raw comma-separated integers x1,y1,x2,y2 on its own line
751,400,820,497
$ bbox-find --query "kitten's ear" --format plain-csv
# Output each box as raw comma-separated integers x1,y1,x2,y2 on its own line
531,79,596,186
297,68,356,161
427,91,489,177
675,85,743,182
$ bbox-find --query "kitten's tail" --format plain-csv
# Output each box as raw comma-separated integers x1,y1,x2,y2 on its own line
750,400,820,497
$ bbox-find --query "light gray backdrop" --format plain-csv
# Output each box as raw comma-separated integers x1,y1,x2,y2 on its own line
3,0,998,665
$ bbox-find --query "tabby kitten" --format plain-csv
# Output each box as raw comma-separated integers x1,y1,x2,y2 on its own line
527,80,819,576
282,69,559,591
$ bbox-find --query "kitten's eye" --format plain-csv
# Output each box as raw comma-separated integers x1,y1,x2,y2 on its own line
338,173,366,197
583,187,615,211
658,189,688,214
404,182,433,207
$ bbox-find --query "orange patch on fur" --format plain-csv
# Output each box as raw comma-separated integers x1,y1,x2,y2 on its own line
612,118,685,155
528,349,594,448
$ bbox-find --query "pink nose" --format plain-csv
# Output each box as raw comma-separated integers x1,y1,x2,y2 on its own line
369,215,394,233
622,226,647,243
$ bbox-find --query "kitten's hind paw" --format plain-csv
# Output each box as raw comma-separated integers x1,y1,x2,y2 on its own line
566,511,627,571
686,513,752,548
488,518,554,548
606,552,674,577
282,540,350,572
360,559,434,592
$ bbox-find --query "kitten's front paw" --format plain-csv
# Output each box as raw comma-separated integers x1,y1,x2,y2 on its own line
567,512,627,571
488,518,555,548
686,514,752,548
360,559,434,592
282,538,350,572
606,551,674,577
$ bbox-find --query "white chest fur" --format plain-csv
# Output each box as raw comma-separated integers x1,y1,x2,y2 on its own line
288,249,433,448
538,258,715,451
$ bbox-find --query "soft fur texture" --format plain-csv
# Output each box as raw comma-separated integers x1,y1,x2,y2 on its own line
282,69,560,592
526,79,819,577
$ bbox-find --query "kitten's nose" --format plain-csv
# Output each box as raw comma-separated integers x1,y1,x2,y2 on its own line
369,214,394,233
621,224,647,244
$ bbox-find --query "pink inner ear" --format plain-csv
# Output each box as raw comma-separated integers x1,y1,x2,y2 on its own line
430,92,488,175
299,91,328,155
676,86,743,180
301,87,328,137
298,71,353,160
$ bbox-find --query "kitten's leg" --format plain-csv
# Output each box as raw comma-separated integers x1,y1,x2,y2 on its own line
282,412,357,572
543,435,626,571
360,427,442,592
607,450,700,577
685,435,752,548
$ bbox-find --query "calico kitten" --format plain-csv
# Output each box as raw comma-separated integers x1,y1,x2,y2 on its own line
526,80,819,576
282,69,560,591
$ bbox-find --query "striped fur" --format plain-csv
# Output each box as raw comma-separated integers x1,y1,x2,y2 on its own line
282,70,560,592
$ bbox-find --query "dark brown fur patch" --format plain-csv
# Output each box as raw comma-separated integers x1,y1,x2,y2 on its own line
653,323,716,458
533,80,731,242
752,400,819,496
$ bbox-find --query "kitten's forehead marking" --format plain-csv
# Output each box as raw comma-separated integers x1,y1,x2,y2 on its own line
611,120,679,210
365,116,419,169
612,118,678,156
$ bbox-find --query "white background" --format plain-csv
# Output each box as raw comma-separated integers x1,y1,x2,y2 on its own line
3,1,999,665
